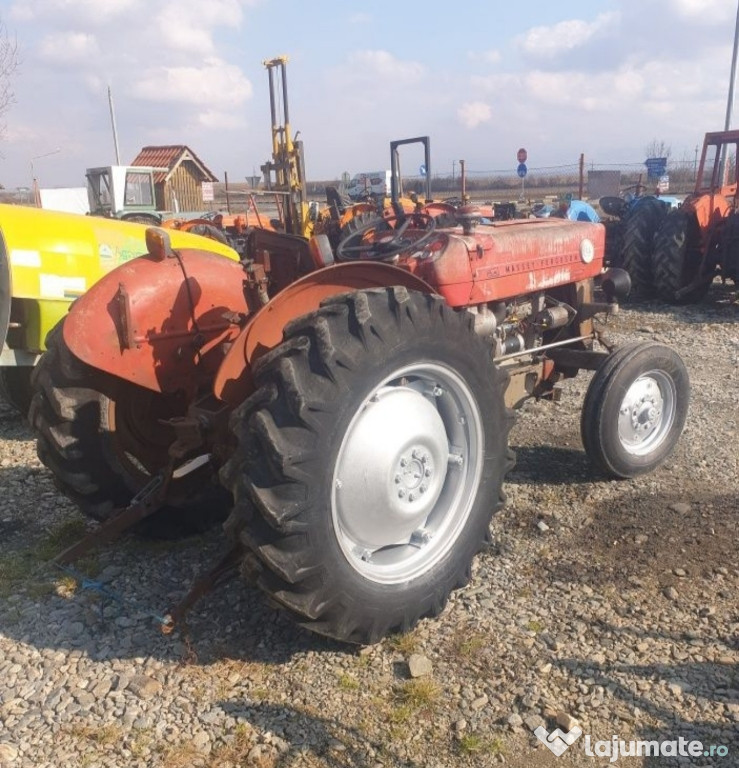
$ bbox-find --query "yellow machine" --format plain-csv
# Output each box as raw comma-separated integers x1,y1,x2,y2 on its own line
0,204,239,412
259,56,318,238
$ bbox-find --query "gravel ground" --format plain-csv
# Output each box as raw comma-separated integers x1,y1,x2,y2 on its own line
0,283,737,768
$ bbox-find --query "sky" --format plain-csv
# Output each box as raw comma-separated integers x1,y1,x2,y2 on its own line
0,0,737,190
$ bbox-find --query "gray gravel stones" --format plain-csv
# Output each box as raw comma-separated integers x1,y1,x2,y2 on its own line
0,285,738,766
407,653,433,678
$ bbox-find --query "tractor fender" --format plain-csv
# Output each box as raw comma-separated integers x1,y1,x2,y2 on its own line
213,262,435,405
64,248,249,396
0,204,240,359
688,193,731,231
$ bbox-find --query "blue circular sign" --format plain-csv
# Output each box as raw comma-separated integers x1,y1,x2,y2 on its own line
517,163,527,178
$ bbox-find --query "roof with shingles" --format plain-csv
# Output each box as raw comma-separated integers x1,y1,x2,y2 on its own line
130,145,219,184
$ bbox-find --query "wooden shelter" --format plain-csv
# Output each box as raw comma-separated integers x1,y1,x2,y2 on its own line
130,145,218,212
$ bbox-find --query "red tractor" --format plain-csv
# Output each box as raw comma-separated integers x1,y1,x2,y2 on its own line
652,130,739,303
27,173,690,643
26,62,690,645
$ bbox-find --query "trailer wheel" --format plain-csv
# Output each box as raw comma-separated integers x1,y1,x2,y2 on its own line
581,342,689,479
0,366,33,417
30,323,230,538
620,197,666,295
652,210,709,304
221,287,514,644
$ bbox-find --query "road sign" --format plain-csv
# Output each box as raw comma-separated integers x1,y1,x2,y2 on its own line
645,157,667,179
419,164,427,177
517,148,527,163
517,163,528,178
201,181,214,202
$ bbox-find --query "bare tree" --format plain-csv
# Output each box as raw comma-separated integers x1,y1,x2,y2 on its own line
644,138,671,159
0,16,19,141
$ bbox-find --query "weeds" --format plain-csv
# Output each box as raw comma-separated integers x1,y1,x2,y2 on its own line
526,619,545,634
386,631,419,655
65,723,124,746
456,732,506,756
393,678,440,708
337,673,360,691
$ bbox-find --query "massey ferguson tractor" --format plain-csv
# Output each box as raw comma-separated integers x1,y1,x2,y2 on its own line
26,189,689,645
24,59,689,645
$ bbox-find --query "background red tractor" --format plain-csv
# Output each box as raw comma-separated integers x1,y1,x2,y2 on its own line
652,130,739,303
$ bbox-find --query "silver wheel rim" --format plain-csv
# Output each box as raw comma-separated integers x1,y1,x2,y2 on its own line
617,370,676,456
331,362,484,584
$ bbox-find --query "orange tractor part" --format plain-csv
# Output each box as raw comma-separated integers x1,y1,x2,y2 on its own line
652,129,739,303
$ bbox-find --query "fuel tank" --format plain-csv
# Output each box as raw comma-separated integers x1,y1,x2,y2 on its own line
405,217,605,306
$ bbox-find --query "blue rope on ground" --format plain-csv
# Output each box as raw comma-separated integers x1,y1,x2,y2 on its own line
52,562,170,627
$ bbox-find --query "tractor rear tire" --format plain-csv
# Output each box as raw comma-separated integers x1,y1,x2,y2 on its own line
183,223,230,246
581,342,689,479
121,213,161,226
0,366,33,417
338,212,382,240
30,323,231,538
652,210,709,304
221,287,515,644
620,198,667,296
328,212,381,253
603,219,624,268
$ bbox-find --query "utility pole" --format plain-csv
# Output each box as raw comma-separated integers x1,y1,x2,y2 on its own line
30,148,61,207
726,0,739,129
108,85,121,165
694,144,699,183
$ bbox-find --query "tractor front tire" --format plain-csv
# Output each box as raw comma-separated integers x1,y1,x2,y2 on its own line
620,198,666,295
221,287,514,644
652,210,709,304
581,342,689,479
30,323,231,538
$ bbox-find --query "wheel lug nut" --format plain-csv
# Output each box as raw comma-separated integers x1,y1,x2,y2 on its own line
394,474,402,483
424,468,432,477
398,489,406,498
412,449,421,459
408,493,416,501
400,457,408,467
420,483,427,493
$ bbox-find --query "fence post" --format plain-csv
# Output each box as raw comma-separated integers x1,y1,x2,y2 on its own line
578,154,585,199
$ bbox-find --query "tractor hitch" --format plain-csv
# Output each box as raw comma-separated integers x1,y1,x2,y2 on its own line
52,470,170,566
160,544,245,635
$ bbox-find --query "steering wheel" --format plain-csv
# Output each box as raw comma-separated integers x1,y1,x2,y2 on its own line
336,213,436,261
